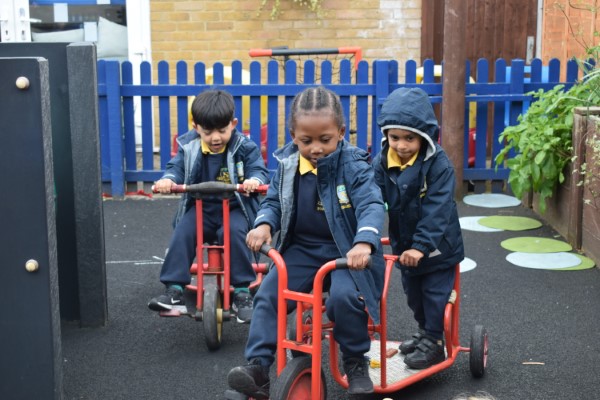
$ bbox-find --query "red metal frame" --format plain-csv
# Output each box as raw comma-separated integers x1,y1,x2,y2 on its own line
158,183,268,320
264,238,471,399
249,46,363,71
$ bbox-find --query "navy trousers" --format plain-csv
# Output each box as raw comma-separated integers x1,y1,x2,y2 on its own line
245,251,370,367
159,205,256,287
401,266,456,340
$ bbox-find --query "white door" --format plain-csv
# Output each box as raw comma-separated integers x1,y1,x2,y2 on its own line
126,0,153,150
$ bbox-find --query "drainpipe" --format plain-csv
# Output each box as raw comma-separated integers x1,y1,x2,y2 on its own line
535,0,544,59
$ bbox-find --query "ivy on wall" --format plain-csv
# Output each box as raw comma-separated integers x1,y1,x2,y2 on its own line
258,0,325,19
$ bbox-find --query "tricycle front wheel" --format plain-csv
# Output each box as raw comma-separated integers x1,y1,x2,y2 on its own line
270,357,327,400
203,283,223,350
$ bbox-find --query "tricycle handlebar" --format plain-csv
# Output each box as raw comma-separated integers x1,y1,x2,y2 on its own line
334,257,372,270
152,181,268,195
259,243,274,255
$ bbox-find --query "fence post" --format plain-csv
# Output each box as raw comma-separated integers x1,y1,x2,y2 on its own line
372,60,390,156
105,60,125,197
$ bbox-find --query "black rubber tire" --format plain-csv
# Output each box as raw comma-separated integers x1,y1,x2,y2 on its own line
469,324,488,378
203,284,223,351
270,357,327,400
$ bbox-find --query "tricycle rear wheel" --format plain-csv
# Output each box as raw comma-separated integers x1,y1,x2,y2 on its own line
469,324,488,378
270,356,327,400
203,284,223,350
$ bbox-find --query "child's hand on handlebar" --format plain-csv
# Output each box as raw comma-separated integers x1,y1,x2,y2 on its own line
154,178,176,193
246,224,272,252
241,178,261,197
346,242,372,270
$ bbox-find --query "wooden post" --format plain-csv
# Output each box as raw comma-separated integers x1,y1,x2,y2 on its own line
442,0,466,198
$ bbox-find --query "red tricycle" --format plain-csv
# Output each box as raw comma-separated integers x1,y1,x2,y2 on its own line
226,239,488,399
153,181,269,350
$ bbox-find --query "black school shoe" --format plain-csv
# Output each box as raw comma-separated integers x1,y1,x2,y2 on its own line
227,359,270,400
399,328,426,355
343,356,374,394
403,335,445,369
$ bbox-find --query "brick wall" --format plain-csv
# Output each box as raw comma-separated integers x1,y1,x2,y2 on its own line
542,0,600,78
150,0,421,80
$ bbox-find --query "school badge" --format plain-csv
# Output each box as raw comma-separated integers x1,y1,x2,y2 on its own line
236,161,245,181
337,185,351,209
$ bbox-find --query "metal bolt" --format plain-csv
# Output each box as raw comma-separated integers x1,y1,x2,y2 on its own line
16,76,30,90
25,259,39,272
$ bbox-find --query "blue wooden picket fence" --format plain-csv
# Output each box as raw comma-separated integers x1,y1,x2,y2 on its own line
97,57,579,197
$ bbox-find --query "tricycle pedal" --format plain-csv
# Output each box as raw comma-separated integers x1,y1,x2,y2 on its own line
158,306,188,317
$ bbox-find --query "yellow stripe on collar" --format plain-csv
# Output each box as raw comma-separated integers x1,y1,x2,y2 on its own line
299,155,317,175
387,149,417,171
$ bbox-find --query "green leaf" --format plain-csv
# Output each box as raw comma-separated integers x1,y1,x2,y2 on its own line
534,151,546,164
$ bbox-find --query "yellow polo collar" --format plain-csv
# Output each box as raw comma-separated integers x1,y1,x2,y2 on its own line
299,155,317,175
388,149,417,170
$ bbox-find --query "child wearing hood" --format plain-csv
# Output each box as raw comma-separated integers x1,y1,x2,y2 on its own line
372,87,464,369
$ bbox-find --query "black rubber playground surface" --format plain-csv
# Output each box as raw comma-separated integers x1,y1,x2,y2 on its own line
61,195,600,400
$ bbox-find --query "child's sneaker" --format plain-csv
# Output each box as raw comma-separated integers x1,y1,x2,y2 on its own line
403,335,445,369
399,328,426,355
227,359,270,400
232,290,253,323
343,356,374,394
148,286,185,311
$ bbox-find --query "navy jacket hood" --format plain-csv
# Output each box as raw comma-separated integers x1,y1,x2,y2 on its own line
377,87,439,161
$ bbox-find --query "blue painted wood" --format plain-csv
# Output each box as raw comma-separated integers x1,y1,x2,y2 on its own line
284,59,297,144
248,61,263,149
406,59,417,83
464,60,472,168
371,60,390,156
158,61,171,170
266,60,279,172
97,61,110,180
508,59,525,128
321,60,332,84
355,60,369,151
140,62,153,171
475,59,489,169
98,58,581,195
105,61,124,197
492,59,509,165
176,61,189,137
121,62,136,172
338,59,350,139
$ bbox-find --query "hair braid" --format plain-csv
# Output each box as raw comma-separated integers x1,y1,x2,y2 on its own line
289,86,345,132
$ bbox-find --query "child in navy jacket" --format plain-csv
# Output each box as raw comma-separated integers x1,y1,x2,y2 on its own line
372,87,464,369
227,86,386,398
148,90,269,323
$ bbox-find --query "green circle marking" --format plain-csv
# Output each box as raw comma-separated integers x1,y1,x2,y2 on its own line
555,254,596,271
479,216,542,231
500,237,572,253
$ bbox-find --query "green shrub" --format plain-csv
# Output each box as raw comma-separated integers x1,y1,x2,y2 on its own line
495,50,600,213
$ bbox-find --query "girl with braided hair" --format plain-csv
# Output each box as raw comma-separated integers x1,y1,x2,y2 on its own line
227,86,385,398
